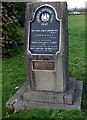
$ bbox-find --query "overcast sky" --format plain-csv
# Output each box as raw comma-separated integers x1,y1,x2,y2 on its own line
40,0,86,9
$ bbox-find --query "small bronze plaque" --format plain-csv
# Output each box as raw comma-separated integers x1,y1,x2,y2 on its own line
32,61,55,70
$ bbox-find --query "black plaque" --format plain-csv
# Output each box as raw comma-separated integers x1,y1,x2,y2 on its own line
29,5,60,54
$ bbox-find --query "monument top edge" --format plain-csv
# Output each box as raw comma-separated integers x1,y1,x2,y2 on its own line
26,1,67,4
0,0,67,2
1,1,67,5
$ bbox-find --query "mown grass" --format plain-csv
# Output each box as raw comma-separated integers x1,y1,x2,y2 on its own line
2,15,87,119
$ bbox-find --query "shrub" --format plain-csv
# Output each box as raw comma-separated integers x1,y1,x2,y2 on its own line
13,2,26,27
2,3,23,57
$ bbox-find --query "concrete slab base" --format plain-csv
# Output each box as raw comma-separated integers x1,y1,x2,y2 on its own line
6,78,83,111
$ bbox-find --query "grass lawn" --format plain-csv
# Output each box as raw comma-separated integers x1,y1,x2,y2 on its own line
2,15,87,119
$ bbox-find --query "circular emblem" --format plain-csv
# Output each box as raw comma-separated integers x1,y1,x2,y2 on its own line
41,12,50,22
36,6,54,25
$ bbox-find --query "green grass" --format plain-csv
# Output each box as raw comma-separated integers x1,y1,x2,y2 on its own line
2,15,87,119
68,15,85,80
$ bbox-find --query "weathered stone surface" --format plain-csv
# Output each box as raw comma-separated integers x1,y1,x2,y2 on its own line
23,90,64,104
33,70,56,91
13,101,27,111
6,78,83,110
64,77,76,104
7,80,83,110
25,81,83,110
73,81,83,110
6,81,28,109
23,77,76,104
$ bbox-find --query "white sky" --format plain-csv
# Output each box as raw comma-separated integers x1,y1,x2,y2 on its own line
40,0,86,9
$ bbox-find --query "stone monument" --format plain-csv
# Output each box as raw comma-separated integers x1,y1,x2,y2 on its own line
6,2,83,111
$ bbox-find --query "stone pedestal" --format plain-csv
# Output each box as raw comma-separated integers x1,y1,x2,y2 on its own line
6,78,83,111
24,2,68,93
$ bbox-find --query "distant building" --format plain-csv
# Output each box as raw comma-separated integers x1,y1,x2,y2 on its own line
68,11,85,15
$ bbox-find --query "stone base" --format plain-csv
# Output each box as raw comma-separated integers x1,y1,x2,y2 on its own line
6,78,83,111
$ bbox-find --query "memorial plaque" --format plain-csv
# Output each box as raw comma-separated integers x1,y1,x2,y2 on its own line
32,61,55,70
29,5,60,54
